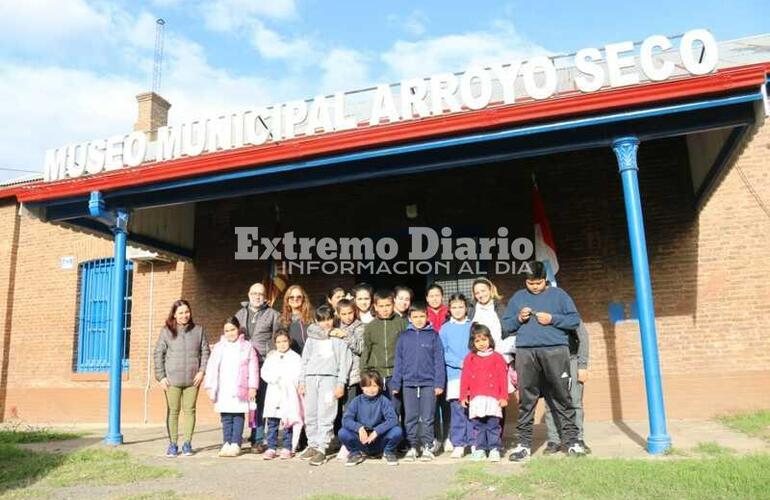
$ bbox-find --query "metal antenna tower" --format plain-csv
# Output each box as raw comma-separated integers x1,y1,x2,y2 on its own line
152,18,166,93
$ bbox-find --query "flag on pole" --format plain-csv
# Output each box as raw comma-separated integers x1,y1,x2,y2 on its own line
532,174,559,287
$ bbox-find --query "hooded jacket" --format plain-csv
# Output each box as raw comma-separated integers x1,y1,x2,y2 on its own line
361,313,408,378
203,334,259,403
391,322,446,389
299,325,352,387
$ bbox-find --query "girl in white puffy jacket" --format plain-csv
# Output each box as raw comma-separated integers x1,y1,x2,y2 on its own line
260,329,303,459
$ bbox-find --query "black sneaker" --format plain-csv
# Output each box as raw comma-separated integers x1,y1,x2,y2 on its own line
345,453,365,467
543,442,562,455
309,450,327,466
508,444,531,462
384,452,398,466
579,440,592,455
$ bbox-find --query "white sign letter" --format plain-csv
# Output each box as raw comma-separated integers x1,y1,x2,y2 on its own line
680,29,718,76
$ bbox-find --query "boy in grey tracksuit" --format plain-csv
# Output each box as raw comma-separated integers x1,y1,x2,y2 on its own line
299,306,352,465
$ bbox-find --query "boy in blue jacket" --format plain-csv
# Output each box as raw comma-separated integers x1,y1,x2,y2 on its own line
391,302,446,462
338,369,402,466
502,260,585,462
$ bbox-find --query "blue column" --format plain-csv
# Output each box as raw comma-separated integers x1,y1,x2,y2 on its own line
612,137,672,454
89,191,130,446
104,209,129,445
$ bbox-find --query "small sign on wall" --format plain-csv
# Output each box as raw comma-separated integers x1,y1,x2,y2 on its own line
60,256,74,270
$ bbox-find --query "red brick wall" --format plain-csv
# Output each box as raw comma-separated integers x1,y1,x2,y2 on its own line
1,120,769,425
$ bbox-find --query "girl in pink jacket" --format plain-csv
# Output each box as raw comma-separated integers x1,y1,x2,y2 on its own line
204,316,259,457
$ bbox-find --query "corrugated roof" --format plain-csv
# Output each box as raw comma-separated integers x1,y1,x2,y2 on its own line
0,173,43,187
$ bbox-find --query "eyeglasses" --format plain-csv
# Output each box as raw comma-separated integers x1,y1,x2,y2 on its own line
288,295,303,300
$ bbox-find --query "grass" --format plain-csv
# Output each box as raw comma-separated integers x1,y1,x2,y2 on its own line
42,448,178,487
448,454,770,499
1,444,178,495
0,444,66,493
0,428,83,444
718,410,770,441
692,441,735,456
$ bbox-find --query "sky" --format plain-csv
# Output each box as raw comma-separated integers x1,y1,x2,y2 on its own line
0,0,768,182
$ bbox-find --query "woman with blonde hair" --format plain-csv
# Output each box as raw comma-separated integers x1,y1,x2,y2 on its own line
281,284,314,354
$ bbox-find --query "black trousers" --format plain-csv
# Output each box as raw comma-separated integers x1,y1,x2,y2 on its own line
515,345,579,448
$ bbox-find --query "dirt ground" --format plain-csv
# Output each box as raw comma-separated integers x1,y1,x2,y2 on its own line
14,419,770,499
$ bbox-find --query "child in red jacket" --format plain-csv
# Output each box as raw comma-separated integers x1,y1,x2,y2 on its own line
460,323,509,462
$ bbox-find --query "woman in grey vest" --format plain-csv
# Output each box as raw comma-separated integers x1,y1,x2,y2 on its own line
154,299,210,457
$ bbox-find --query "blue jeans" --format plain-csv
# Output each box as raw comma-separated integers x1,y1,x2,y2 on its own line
338,426,403,455
265,417,293,450
472,416,501,451
249,377,268,444
221,413,245,446
402,386,436,448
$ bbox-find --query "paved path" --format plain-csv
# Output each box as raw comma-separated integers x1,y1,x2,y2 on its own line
13,420,770,499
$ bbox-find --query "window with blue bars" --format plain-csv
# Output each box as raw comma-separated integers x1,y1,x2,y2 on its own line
75,258,132,372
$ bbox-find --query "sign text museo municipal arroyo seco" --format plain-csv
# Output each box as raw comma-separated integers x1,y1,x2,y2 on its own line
43,29,719,182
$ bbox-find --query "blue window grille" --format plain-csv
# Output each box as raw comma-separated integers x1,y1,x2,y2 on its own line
75,258,133,372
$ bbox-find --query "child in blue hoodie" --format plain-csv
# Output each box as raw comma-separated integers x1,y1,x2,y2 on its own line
439,293,473,459
391,302,446,462
338,369,402,466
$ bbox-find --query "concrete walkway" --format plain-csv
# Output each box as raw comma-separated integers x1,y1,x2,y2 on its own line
14,420,770,499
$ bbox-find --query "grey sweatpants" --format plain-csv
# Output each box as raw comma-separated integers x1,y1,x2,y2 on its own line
544,357,584,443
304,375,339,452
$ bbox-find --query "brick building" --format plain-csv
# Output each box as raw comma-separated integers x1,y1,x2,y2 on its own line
0,33,769,451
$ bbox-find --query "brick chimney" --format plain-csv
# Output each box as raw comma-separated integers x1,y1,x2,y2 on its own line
134,92,171,140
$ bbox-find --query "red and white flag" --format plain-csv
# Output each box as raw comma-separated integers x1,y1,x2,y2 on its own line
532,178,559,286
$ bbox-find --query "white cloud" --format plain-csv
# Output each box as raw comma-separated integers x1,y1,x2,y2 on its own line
200,0,297,31
319,48,371,95
403,10,428,37
251,21,317,64
0,4,551,182
0,64,140,177
0,0,110,52
381,21,549,80
387,10,429,37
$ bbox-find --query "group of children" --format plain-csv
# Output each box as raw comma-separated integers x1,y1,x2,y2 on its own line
200,279,519,466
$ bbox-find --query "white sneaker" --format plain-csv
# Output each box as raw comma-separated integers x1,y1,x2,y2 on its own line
218,443,230,457
567,442,586,457
488,449,501,462
227,443,241,457
404,448,418,462
336,445,349,461
444,439,454,452
420,448,435,462
450,446,465,459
